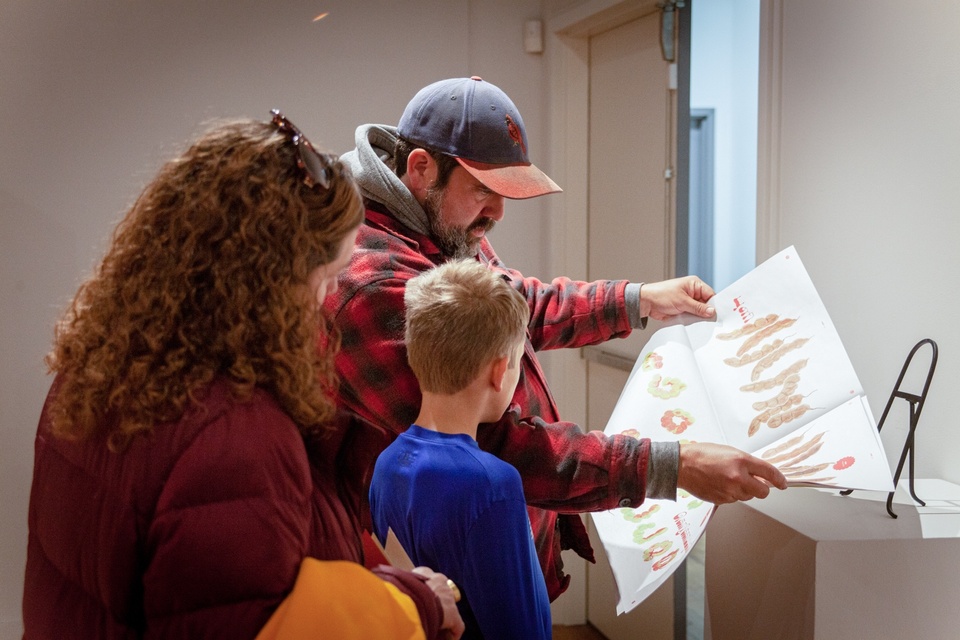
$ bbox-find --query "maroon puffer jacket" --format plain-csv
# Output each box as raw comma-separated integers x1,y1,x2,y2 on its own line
23,378,441,639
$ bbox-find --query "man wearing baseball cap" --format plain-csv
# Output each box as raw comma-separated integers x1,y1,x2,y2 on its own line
326,76,787,601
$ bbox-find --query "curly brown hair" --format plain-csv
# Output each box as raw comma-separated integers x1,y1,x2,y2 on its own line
45,118,363,450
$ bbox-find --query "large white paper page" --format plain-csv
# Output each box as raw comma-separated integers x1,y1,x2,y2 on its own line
591,246,895,614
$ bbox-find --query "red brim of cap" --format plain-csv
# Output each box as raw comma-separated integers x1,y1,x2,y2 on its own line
456,158,562,200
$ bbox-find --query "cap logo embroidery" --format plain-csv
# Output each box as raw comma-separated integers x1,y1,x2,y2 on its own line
505,114,526,155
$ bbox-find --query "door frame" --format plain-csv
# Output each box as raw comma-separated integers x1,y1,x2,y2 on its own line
687,108,716,284
756,0,783,262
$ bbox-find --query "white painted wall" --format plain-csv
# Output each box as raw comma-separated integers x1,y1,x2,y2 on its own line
760,0,960,490
5,0,959,634
0,0,548,634
690,0,760,290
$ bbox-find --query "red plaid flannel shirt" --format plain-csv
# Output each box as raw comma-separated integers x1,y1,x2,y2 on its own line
324,206,652,600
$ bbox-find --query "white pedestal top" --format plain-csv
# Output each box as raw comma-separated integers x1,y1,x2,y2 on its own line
739,478,960,541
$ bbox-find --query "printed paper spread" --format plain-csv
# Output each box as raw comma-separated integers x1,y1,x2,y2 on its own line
590,246,894,614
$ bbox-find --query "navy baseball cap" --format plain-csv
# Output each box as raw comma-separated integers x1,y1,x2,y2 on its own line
397,76,562,199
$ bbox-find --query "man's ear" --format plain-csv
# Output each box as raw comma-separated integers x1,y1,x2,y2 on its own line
489,355,509,393
404,148,437,200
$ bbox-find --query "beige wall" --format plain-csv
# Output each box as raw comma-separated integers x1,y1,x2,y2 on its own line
758,0,960,485
0,0,549,633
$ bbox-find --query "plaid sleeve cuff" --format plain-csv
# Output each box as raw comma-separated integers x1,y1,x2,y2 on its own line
645,440,679,500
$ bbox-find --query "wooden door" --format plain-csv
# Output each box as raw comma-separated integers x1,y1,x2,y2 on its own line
585,9,679,640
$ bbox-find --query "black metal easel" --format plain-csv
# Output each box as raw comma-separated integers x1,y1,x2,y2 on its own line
841,338,938,518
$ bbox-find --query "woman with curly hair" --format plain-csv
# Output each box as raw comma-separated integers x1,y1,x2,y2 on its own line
23,113,462,640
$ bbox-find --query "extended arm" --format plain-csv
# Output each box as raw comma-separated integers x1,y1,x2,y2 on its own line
484,246,715,351
475,408,653,512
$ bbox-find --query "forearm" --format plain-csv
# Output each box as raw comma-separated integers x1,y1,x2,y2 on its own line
492,262,634,351
476,408,650,512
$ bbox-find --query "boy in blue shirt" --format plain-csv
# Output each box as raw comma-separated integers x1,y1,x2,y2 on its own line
369,259,551,639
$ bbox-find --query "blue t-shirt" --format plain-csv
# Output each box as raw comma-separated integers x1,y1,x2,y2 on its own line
369,424,551,640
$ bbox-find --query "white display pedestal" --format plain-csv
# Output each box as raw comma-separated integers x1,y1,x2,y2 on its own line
704,479,960,640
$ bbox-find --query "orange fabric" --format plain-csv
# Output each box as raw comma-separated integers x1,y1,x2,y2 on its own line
256,559,425,640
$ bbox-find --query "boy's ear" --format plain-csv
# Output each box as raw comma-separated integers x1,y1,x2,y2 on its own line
489,355,509,392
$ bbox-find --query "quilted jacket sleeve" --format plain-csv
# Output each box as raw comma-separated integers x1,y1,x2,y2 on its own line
142,395,312,639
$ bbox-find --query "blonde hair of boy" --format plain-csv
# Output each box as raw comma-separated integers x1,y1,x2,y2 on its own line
404,260,530,395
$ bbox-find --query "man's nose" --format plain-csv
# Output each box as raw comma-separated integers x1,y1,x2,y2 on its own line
487,194,506,221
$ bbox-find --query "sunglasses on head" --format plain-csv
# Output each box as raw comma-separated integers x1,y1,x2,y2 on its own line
270,109,336,190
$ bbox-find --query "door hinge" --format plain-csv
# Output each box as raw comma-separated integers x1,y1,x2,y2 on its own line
658,1,686,62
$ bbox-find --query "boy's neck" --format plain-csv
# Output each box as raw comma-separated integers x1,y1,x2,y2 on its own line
414,391,484,440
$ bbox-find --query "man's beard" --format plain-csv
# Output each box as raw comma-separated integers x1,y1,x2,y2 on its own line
423,185,497,260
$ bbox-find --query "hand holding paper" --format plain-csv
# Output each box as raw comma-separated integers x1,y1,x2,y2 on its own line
640,275,717,321
678,442,787,503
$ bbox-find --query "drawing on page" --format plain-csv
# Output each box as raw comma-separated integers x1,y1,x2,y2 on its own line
647,374,687,399
715,313,819,437
759,429,860,485
660,408,695,434
641,351,664,371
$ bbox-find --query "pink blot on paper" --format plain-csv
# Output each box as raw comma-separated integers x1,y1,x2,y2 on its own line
833,456,855,471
